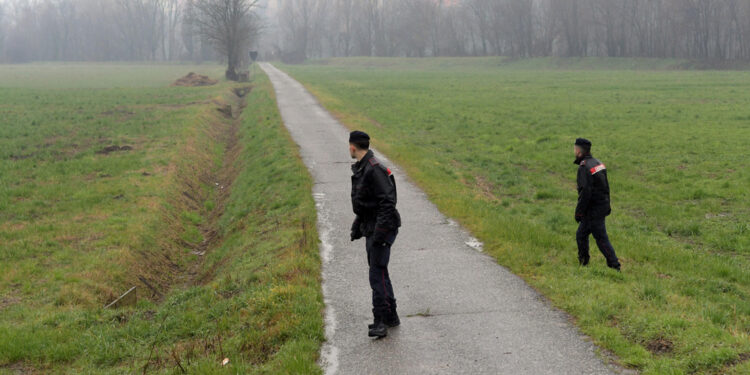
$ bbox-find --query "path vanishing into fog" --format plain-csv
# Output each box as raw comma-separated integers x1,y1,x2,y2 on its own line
261,63,617,375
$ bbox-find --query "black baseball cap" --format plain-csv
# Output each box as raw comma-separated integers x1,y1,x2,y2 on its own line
349,131,370,143
575,138,592,151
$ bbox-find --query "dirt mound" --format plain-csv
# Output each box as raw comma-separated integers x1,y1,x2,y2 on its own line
172,72,218,87
646,338,673,354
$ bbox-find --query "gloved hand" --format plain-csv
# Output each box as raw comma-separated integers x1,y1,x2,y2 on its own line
350,219,363,241
575,214,582,223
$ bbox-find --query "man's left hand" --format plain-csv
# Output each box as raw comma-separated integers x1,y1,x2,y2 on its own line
372,229,387,246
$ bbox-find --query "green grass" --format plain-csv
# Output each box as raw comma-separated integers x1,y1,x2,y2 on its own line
302,56,750,72
0,63,225,89
0,65,323,373
278,57,750,374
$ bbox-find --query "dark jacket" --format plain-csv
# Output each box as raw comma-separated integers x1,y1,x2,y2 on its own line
351,150,401,241
575,154,612,219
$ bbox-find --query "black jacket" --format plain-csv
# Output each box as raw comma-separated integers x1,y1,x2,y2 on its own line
575,154,612,219
351,150,401,240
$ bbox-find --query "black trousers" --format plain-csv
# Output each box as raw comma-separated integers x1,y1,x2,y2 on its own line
576,217,620,269
365,230,398,318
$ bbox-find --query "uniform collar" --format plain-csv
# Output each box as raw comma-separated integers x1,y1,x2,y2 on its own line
574,154,593,165
353,150,374,173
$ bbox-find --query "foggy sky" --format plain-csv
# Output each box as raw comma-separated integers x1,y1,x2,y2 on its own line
1,0,749,63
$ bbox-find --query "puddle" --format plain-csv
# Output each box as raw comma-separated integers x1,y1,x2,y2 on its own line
313,193,334,264
312,191,339,374
465,237,484,252
319,290,339,375
319,343,339,375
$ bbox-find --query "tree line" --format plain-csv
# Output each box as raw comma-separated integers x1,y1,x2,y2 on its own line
0,0,226,63
272,0,750,62
1,0,749,64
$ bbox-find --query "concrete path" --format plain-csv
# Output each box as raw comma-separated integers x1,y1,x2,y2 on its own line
261,63,617,375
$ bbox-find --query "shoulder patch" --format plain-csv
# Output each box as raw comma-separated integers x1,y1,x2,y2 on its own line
590,164,606,175
368,157,380,166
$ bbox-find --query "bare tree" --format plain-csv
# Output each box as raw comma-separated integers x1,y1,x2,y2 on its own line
336,0,356,56
278,0,314,62
505,0,534,57
192,0,261,80
161,0,182,61
111,0,165,60
468,0,492,56
182,0,198,60
533,0,556,56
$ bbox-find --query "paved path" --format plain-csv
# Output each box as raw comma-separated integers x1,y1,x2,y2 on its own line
261,63,617,375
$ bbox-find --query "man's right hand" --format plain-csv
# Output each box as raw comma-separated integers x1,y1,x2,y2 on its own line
351,230,363,242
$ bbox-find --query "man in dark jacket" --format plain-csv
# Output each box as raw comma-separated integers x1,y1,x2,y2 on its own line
574,138,621,271
349,130,402,338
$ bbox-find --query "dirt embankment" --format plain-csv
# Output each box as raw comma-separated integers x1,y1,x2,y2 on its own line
107,86,252,306
180,88,250,287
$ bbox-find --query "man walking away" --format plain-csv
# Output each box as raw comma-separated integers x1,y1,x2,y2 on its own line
349,131,402,338
574,138,621,271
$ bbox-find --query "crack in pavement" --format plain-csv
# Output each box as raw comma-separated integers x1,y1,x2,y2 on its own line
261,63,619,375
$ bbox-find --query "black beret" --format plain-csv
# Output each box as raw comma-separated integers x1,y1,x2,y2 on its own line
575,138,592,150
349,131,370,143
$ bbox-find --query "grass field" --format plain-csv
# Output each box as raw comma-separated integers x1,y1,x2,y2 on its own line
0,65,323,373
279,57,750,374
0,63,225,89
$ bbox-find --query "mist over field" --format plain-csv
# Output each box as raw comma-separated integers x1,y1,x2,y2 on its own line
0,1,749,374
1,0,750,65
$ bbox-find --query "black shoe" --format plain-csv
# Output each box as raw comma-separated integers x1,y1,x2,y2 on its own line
369,308,398,329
384,311,400,327
368,308,380,329
579,257,590,266
370,310,400,329
369,320,399,329
368,322,387,338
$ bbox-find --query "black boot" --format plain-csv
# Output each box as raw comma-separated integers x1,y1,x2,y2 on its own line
368,309,388,338
579,256,590,266
368,321,387,338
384,309,400,327
368,308,378,329
370,311,400,328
